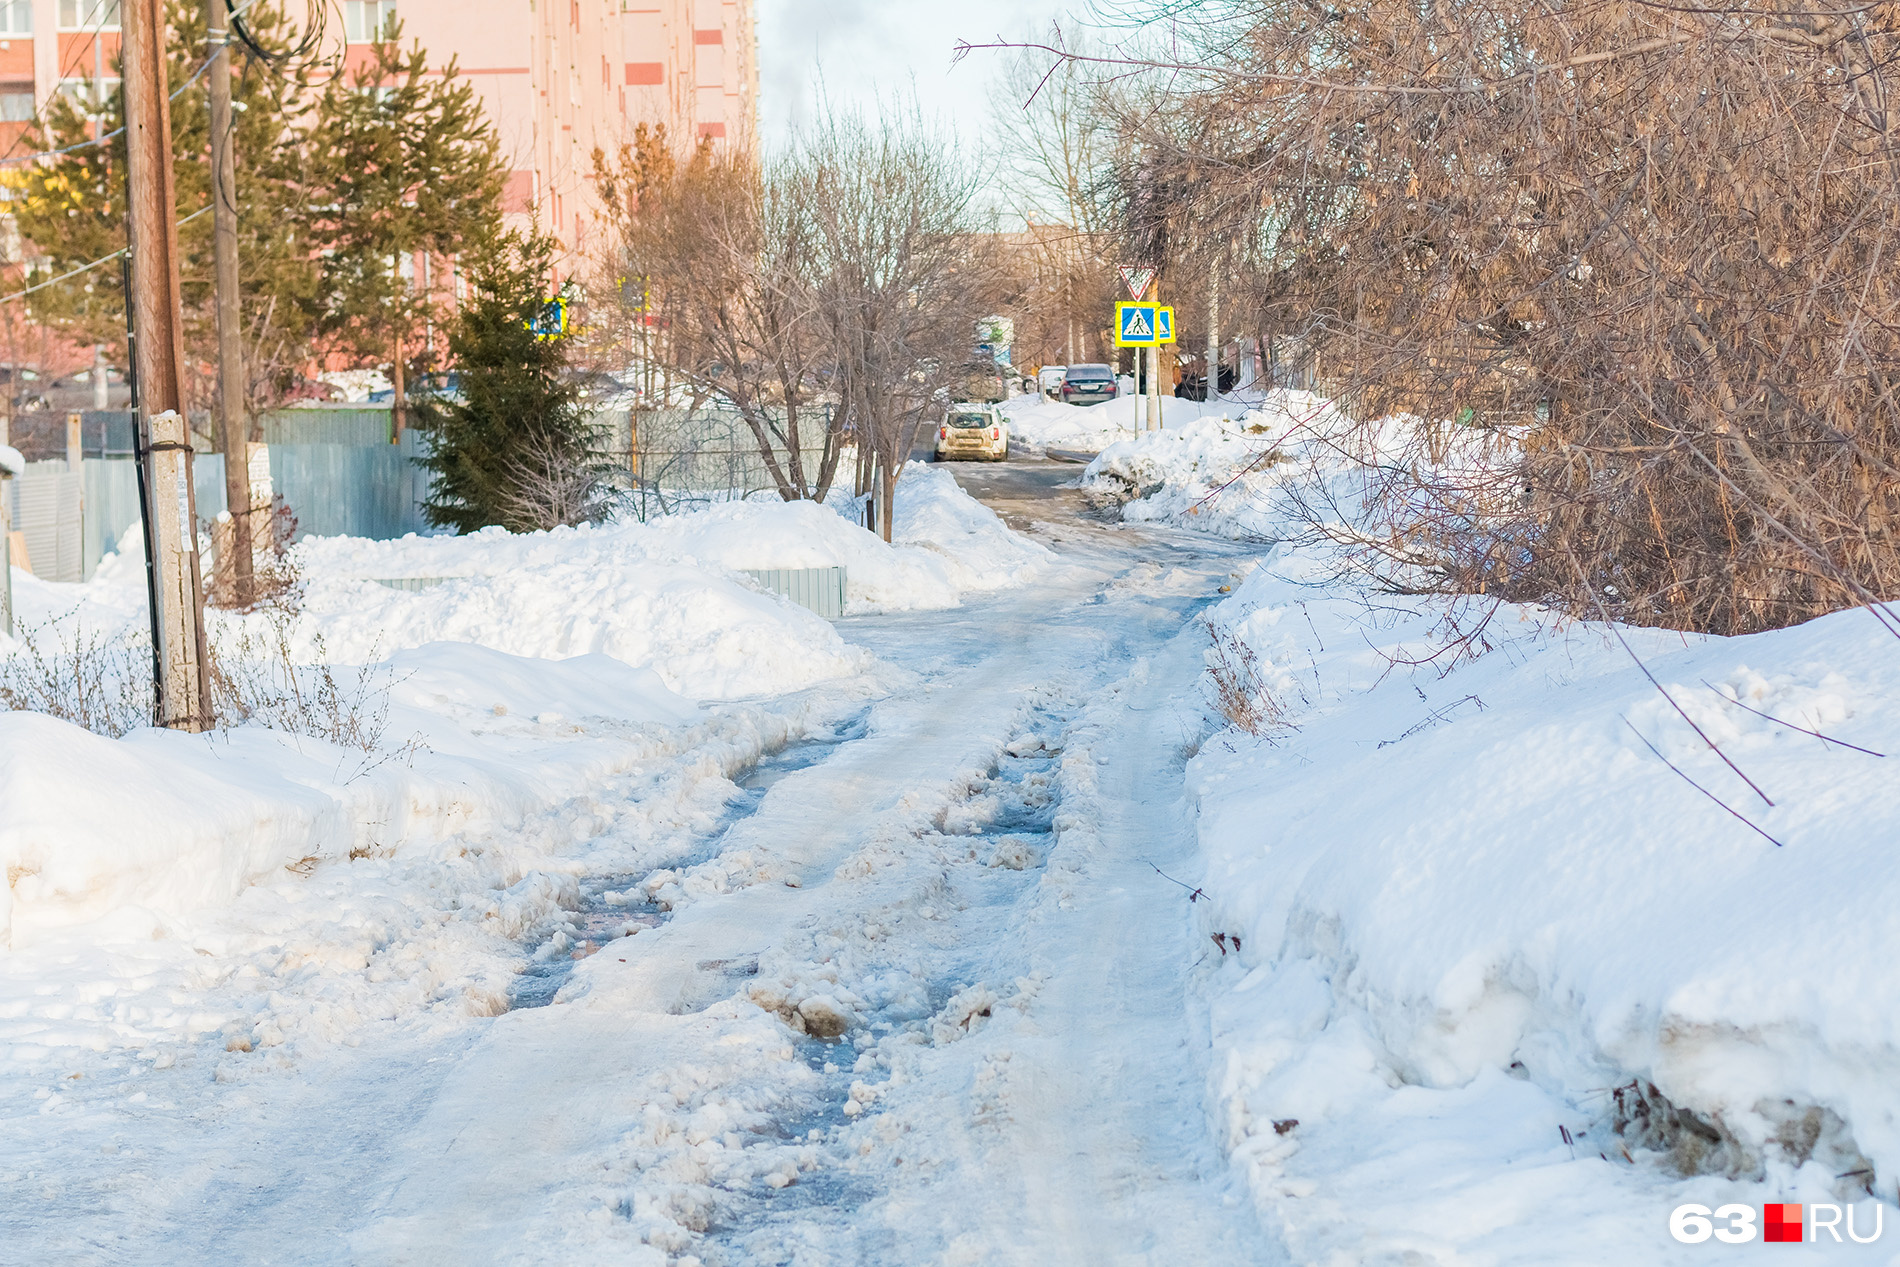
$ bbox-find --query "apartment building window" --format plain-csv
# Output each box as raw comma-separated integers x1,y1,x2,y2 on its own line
0,1,32,36
58,0,119,29
0,87,31,122
343,0,396,43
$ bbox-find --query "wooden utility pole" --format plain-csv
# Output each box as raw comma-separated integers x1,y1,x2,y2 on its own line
204,0,252,605
125,0,212,731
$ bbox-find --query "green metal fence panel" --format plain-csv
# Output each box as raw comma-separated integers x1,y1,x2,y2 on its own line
10,462,83,583
267,431,432,540
259,406,397,447
742,567,846,620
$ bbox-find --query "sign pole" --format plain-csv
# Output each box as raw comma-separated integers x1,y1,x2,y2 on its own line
1146,280,1160,432
125,0,211,731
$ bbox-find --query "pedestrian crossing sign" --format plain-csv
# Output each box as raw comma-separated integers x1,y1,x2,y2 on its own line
1115,302,1176,347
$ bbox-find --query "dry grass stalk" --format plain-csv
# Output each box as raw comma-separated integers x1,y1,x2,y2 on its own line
1206,623,1296,738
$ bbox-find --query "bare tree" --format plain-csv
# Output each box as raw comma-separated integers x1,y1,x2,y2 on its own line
599,112,981,539
801,109,983,540
1007,0,1900,637
596,130,848,503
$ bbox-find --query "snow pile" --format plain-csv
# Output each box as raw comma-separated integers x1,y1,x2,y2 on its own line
0,443,22,476
0,637,768,950
1188,555,1900,1260
0,463,1045,951
313,368,392,402
1002,391,1239,453
298,463,1047,625
282,558,864,701
1081,392,1340,538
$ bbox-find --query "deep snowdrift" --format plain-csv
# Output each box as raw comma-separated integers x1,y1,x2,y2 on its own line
1002,391,1240,454
1188,548,1900,1261
296,461,1050,627
1081,390,1345,538
0,467,1045,950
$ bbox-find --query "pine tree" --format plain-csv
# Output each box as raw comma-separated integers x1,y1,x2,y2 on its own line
416,229,609,534
301,24,505,428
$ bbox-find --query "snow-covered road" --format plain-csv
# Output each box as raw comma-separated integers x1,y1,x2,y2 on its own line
4,461,1281,1265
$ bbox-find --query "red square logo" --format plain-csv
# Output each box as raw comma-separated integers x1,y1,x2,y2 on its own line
1764,1203,1803,1243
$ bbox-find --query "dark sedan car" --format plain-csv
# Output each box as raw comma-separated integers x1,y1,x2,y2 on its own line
1059,363,1119,406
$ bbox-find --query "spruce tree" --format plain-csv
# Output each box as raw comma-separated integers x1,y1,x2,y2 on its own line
416,230,609,534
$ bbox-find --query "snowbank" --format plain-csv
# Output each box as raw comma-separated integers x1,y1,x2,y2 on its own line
1079,391,1342,538
1002,391,1240,454
1188,554,1900,1260
0,464,1048,949
297,463,1047,624
0,636,738,950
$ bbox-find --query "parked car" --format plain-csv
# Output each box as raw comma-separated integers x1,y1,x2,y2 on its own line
1177,364,1239,402
933,403,1010,462
1037,365,1067,398
1059,363,1118,406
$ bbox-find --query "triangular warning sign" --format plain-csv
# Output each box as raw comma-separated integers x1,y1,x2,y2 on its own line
1122,309,1153,339
1119,264,1156,301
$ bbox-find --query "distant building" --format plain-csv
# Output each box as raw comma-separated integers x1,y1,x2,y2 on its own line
347,0,758,271
0,0,755,387
0,0,757,273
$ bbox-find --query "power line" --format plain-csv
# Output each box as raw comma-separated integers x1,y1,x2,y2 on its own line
0,0,278,170
0,203,211,305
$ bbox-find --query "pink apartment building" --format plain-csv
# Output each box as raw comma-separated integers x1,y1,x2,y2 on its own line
0,0,756,272
348,0,758,270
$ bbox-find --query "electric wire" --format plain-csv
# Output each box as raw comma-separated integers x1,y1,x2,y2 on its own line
0,203,211,306
0,0,327,171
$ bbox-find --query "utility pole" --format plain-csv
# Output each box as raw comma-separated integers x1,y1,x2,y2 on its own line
125,0,212,731
204,0,252,606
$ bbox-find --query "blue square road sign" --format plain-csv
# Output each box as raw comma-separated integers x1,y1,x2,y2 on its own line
1116,302,1177,347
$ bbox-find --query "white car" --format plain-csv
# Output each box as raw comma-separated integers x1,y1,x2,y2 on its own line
934,404,1010,462
1037,366,1067,398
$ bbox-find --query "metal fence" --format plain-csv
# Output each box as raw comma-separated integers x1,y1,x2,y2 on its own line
742,567,846,620
7,402,838,584
623,404,837,518
7,462,84,582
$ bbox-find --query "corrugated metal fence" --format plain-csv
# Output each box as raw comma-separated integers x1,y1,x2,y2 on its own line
8,463,84,582
742,567,846,620
10,407,431,581
9,403,838,583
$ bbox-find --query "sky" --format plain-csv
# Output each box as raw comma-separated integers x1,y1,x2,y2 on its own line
755,0,1080,148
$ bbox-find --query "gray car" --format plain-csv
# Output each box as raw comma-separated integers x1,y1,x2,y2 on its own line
1059,363,1118,406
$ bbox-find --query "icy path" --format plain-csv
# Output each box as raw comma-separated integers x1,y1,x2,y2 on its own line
4,464,1279,1264
345,505,1268,1263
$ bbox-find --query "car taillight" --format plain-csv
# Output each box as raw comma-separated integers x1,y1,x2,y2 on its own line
991,428,1000,440
939,427,948,439
1062,384,1073,394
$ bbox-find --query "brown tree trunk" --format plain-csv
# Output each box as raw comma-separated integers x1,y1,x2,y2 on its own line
391,339,406,443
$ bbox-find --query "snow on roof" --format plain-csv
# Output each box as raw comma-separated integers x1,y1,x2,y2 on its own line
0,444,22,476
